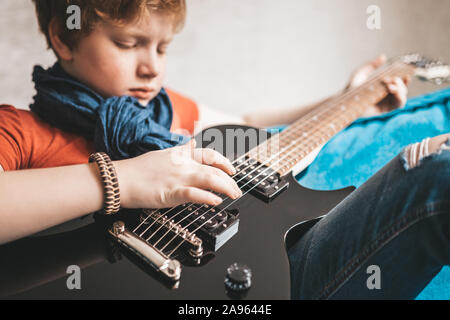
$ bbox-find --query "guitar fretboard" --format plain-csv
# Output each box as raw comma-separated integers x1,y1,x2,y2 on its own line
248,61,416,176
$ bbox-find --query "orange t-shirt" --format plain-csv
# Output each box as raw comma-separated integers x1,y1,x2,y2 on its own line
0,89,199,172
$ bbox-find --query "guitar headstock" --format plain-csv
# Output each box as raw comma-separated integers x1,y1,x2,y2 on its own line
399,53,450,85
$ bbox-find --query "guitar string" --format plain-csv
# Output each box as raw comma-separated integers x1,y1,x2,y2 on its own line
163,67,401,256
140,94,363,241
157,64,408,253
279,56,405,138
134,58,404,235
141,123,318,241
151,129,310,246
140,62,401,243
133,92,353,235
167,62,414,254
164,115,363,255
143,61,406,244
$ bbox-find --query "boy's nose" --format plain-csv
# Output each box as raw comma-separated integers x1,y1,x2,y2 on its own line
137,63,159,79
137,54,160,79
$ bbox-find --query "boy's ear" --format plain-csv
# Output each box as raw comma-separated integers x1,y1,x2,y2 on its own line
48,18,73,61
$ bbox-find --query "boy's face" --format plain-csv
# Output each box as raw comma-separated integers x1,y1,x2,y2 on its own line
62,11,174,106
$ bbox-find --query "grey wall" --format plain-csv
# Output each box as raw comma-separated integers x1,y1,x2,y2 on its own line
1,0,449,113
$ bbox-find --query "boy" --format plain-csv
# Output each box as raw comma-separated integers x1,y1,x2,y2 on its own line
0,0,407,242
0,0,448,299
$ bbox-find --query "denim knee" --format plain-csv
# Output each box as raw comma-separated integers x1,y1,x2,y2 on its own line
398,137,450,213
401,136,450,172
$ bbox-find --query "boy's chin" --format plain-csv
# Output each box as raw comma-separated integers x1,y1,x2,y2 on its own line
130,93,158,106
138,98,151,106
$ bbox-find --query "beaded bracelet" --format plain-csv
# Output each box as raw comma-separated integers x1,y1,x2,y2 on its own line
89,152,121,215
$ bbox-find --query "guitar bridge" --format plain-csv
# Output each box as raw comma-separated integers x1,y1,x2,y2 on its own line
108,221,182,281
142,210,204,258
109,205,240,282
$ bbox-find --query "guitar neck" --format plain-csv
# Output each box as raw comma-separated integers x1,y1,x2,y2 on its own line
248,60,416,177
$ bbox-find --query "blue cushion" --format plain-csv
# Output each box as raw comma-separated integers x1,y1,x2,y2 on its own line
274,87,450,299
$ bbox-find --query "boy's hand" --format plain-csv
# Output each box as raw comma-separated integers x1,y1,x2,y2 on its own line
115,139,242,209
345,54,411,116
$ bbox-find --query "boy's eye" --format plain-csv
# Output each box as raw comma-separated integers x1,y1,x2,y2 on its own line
115,41,138,49
158,45,169,55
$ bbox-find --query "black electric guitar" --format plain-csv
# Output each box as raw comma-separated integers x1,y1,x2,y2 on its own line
1,54,449,299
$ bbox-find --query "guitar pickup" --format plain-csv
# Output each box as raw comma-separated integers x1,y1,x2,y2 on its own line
142,206,240,252
234,157,289,202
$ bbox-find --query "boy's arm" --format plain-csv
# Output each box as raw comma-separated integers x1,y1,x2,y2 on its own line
241,97,333,128
0,141,242,245
195,98,328,133
197,55,409,130
240,72,408,128
196,96,338,130
0,163,105,244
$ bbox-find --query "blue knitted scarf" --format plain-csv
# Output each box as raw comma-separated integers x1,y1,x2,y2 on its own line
30,63,188,160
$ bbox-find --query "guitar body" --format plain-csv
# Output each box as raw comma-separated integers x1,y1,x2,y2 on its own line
2,55,444,299
1,125,354,299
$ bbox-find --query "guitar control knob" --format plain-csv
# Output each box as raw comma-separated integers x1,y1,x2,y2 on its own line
225,263,252,293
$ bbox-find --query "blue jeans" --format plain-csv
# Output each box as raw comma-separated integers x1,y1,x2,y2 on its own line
288,138,450,299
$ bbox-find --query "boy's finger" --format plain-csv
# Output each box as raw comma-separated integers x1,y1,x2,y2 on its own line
389,79,407,107
370,54,387,69
397,77,407,90
388,84,398,93
393,77,408,95
173,187,223,206
192,148,236,175
204,165,242,196
384,77,404,94
402,75,411,86
192,169,241,200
